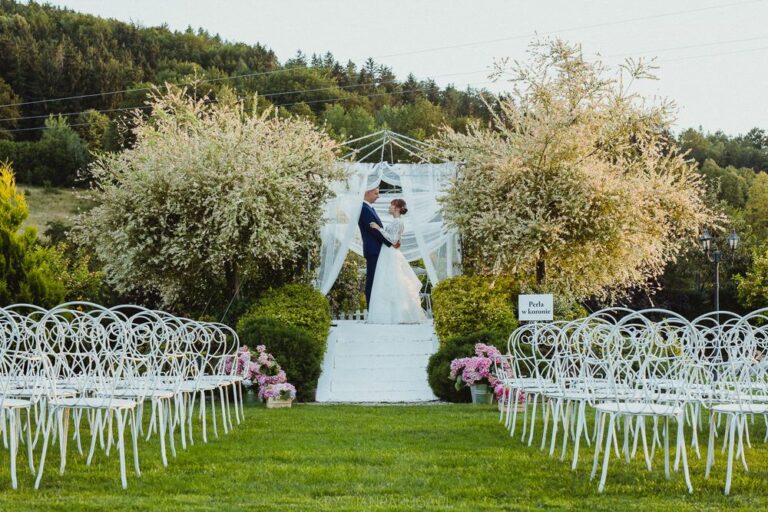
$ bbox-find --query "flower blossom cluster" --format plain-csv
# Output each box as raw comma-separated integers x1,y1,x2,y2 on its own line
225,344,296,401
259,382,297,400
450,342,520,404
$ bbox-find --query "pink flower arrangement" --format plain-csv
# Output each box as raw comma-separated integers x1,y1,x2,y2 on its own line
450,342,513,391
259,382,297,400
225,344,297,402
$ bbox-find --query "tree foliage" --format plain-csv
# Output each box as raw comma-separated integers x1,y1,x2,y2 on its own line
437,40,719,300
745,172,768,241
74,88,342,312
736,243,768,309
0,163,90,307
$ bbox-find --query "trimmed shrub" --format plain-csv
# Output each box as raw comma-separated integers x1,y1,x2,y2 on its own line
427,330,505,402
237,316,323,402
240,283,331,353
432,276,518,343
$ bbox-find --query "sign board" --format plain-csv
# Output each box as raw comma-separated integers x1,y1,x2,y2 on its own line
518,294,554,321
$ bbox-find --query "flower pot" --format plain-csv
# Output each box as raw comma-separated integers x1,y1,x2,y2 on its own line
244,389,259,406
266,397,293,409
469,383,493,405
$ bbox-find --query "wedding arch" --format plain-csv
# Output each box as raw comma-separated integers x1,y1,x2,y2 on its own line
315,130,462,296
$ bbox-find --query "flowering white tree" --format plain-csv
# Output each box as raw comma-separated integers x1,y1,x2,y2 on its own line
438,40,720,300
76,88,342,310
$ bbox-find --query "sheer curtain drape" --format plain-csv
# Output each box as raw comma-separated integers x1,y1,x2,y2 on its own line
315,162,461,295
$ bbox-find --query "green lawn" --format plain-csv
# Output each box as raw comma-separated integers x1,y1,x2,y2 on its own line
18,186,99,234
0,403,767,511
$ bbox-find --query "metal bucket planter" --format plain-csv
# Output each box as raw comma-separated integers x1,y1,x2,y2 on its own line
469,383,493,404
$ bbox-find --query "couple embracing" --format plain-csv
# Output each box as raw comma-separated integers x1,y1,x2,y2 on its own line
358,186,426,325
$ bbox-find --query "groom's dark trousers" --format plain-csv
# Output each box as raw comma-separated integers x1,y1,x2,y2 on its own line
358,202,391,307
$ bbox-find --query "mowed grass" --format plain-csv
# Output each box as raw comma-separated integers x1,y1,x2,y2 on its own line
18,186,99,233
0,403,767,511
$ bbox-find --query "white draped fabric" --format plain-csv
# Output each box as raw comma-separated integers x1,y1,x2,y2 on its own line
316,162,461,295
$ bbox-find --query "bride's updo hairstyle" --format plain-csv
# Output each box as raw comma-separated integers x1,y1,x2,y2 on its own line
391,198,408,215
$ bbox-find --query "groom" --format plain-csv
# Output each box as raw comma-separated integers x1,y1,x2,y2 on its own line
358,186,396,308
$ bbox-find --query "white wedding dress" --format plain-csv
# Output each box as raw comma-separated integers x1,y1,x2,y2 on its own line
367,218,427,324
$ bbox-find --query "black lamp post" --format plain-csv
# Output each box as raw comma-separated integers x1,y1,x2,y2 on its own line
698,228,739,312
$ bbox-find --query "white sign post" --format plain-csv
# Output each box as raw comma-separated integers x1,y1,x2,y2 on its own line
518,294,554,321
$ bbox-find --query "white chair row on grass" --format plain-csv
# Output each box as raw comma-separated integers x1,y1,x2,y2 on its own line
0,301,245,490
495,307,768,495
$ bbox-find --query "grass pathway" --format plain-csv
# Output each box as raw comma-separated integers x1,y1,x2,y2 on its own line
0,403,767,511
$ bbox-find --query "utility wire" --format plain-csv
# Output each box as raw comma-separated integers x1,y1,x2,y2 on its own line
0,0,762,109
0,69,490,123
2,79,494,134
373,0,765,59
6,34,768,127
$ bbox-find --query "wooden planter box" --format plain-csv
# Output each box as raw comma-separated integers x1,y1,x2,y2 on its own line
266,397,293,409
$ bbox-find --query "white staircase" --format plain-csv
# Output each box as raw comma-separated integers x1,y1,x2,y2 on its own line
316,320,439,402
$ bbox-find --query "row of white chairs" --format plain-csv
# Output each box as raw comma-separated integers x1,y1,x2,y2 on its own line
495,307,768,495
0,302,244,489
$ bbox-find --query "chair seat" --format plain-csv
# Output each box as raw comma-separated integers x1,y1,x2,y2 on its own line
99,389,175,400
711,403,768,415
10,388,77,399
198,376,241,385
594,402,683,417
0,397,32,409
49,397,137,410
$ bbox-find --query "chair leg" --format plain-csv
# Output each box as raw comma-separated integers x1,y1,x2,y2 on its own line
130,409,141,478
677,416,693,493
571,402,584,470
86,409,100,466
598,414,616,493
705,412,716,479
724,414,737,495
167,399,177,458
527,394,538,446
35,408,56,489
158,400,168,467
591,411,606,480
664,416,670,480
200,391,208,443
115,409,128,489
210,389,218,439
25,409,35,474
58,408,69,475
9,409,18,489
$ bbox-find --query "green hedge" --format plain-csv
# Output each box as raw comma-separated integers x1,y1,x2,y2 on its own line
432,276,518,343
427,330,505,402
237,316,323,402
240,283,331,353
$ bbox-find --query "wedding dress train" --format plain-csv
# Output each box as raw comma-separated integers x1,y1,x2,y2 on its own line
367,218,427,324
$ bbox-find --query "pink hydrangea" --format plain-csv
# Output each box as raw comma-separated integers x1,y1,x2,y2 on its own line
225,344,298,401
259,382,296,400
450,342,512,388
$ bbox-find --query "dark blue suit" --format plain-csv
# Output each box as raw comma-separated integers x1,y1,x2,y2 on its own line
358,202,392,307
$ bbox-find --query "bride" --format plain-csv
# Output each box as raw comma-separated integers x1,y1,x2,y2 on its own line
367,199,427,324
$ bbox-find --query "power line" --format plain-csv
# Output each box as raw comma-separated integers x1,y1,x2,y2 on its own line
0,0,762,110
373,0,765,59
601,34,768,59
2,79,494,134
0,69,490,123
6,30,768,125
6,38,768,133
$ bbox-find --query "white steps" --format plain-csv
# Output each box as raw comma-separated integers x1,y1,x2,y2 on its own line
316,320,439,403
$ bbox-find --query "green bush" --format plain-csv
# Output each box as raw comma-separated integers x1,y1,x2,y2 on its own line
240,283,331,353
237,316,323,402
327,252,365,314
432,276,518,343
427,330,505,402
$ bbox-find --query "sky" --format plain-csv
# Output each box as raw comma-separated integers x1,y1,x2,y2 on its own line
44,0,768,135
